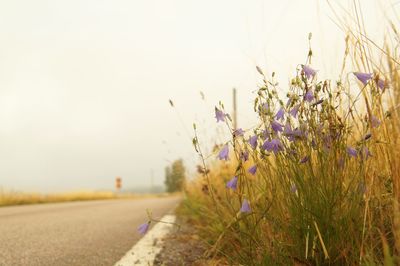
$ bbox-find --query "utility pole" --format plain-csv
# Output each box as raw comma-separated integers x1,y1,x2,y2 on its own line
233,88,238,130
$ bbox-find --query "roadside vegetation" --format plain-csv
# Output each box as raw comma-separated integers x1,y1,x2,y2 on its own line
179,4,400,265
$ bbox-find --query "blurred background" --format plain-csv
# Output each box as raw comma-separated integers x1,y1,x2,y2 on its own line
0,0,394,193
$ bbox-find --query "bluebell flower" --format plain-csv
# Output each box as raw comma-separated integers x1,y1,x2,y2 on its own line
271,120,283,132
248,165,257,175
289,104,300,118
262,128,270,139
233,128,245,137
249,135,258,149
275,108,285,121
353,72,373,85
240,199,251,213
226,176,238,190
377,78,386,90
218,144,229,160
302,65,317,79
137,222,150,235
291,128,303,137
283,122,293,136
262,139,283,154
215,107,226,123
346,146,357,157
363,147,372,159
304,89,314,102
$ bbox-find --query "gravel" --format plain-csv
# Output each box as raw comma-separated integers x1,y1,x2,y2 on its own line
153,217,211,266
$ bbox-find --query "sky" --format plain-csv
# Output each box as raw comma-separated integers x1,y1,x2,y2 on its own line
0,0,395,192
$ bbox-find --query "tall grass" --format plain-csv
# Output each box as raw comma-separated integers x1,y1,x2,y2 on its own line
181,3,400,265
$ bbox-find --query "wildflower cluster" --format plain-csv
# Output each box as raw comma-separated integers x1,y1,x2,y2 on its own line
185,63,389,265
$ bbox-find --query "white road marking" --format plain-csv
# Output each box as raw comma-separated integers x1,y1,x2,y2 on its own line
114,214,176,266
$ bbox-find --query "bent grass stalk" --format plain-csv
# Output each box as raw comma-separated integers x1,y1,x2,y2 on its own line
314,220,329,260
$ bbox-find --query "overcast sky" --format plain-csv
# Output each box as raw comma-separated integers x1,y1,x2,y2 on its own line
0,0,395,192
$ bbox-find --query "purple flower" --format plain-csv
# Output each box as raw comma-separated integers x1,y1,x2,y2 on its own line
226,176,238,190
218,144,229,160
233,128,245,137
304,89,314,102
284,125,302,142
371,116,381,128
262,139,283,154
363,147,372,159
283,122,293,135
240,150,249,162
275,108,285,121
262,128,270,138
240,199,251,213
302,65,317,79
248,165,257,175
377,79,385,90
291,184,297,193
249,135,258,149
215,107,226,123
289,104,300,118
137,222,150,235
299,155,309,164
271,120,283,132
353,72,373,85
346,146,357,158
291,128,304,137
263,103,269,112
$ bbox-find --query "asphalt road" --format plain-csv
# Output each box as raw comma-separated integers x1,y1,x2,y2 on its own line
0,196,181,266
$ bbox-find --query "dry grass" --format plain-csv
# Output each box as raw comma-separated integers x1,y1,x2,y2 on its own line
0,189,172,207
180,2,400,265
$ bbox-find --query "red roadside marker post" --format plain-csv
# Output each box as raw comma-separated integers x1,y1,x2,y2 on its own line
115,176,122,192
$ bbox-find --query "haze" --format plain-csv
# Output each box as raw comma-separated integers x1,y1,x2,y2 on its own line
0,0,392,192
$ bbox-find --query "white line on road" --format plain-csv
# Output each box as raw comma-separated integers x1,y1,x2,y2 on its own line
114,214,176,266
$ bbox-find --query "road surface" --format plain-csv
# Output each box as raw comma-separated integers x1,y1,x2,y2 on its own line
0,196,181,266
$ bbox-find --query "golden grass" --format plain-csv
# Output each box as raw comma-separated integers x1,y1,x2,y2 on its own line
180,2,400,264
0,189,173,207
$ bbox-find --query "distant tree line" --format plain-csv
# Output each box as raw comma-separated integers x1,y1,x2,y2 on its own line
164,159,186,193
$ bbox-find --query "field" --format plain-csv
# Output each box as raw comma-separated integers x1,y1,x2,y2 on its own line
0,189,171,207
